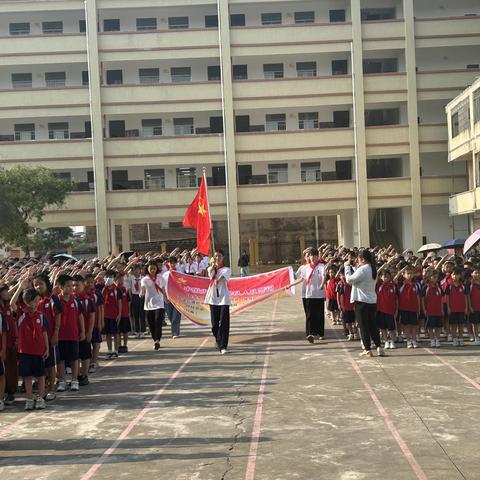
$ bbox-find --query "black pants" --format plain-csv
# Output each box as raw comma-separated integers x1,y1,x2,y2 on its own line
304,298,325,337
131,294,146,333
355,302,381,351
210,305,230,350
146,308,164,342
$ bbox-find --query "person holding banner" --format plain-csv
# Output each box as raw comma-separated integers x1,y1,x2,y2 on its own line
205,249,231,355
140,260,166,351
298,248,326,344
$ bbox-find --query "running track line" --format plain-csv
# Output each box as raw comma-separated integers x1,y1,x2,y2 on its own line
244,299,278,480
80,337,209,480
424,347,480,391
332,326,428,480
0,339,149,439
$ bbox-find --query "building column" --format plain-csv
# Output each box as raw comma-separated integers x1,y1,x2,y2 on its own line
217,0,241,273
337,210,355,247
350,0,370,247
109,220,119,255
121,221,130,252
85,0,109,258
403,0,423,250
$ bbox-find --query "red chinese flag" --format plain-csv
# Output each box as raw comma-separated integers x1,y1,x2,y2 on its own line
182,175,211,254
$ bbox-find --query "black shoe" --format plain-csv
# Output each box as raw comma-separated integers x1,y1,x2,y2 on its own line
118,346,125,353
124,346,128,353
4,394,15,405
154,341,160,350
162,320,167,327
78,375,90,387
307,335,314,344
112,352,119,358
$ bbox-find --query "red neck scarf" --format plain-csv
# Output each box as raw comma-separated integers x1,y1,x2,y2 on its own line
148,273,163,294
134,277,140,291
306,259,323,285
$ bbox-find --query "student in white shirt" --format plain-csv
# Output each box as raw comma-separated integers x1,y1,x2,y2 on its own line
205,249,231,354
140,260,166,350
127,264,145,338
297,248,326,343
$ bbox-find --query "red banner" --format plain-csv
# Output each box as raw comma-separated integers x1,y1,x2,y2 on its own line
165,267,296,326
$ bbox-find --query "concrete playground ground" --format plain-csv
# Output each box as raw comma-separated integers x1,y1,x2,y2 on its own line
1,291,480,480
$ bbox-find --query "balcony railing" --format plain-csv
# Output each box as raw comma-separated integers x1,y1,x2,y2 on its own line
145,177,166,190
299,120,319,130
297,70,317,77
264,71,284,79
48,130,69,140
265,122,287,132
174,125,195,135
142,126,162,137
14,131,35,141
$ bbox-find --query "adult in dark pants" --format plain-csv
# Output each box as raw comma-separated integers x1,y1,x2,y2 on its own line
129,264,146,337
140,260,166,350
205,249,231,355
345,250,384,357
297,248,326,343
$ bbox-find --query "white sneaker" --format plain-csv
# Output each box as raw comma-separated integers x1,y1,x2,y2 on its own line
412,340,418,348
407,340,413,348
24,399,35,411
377,347,386,357
57,380,67,392
448,334,453,342
470,336,475,342
435,339,441,348
390,341,396,349
220,349,227,355
35,397,46,410
474,338,480,346
430,340,436,348
70,380,79,391
458,338,464,347
0,400,4,412
452,338,459,347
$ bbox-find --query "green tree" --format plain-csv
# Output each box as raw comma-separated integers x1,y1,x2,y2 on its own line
0,166,72,251
30,227,74,252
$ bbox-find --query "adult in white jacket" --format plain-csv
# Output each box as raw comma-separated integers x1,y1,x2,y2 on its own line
345,250,384,357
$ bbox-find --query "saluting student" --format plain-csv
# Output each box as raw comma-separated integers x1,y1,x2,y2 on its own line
205,249,231,355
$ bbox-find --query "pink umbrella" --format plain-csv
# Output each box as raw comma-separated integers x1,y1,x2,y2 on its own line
463,229,480,255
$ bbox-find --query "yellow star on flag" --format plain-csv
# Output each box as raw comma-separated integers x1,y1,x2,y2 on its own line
198,202,207,216
177,277,188,285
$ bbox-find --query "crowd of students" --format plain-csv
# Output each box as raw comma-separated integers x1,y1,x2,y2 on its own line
296,244,480,357
1,242,479,411
0,248,210,411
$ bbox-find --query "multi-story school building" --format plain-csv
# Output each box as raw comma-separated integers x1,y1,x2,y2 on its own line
1,0,479,267
447,76,480,231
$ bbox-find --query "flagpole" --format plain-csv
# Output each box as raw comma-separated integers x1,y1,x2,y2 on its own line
202,167,215,255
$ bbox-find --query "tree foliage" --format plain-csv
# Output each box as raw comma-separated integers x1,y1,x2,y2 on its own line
0,166,72,251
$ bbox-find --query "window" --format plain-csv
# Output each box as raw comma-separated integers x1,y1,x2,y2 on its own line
336,160,352,180
451,99,470,137
42,21,63,34
205,15,218,28
139,68,159,84
266,114,286,131
106,70,123,85
79,20,86,32
212,166,226,186
301,162,321,182
82,71,89,86
168,17,189,29
365,108,400,126
473,88,480,124
363,58,398,74
171,67,191,83
238,164,252,184
367,158,402,178
176,167,197,188
232,64,248,80
296,61,317,77
263,63,284,79
262,13,282,25
11,73,32,88
230,14,245,27
174,118,194,135
112,170,129,190
48,122,69,140
45,72,66,88
329,10,346,22
361,8,396,21
210,116,223,134
334,111,350,127
299,112,318,130
14,123,35,141
136,18,157,31
53,172,72,182
294,11,315,24
208,65,221,81
142,119,162,136
109,120,125,138
144,169,165,189
9,23,30,35
103,19,120,31
332,60,348,75
235,115,250,133
268,164,288,184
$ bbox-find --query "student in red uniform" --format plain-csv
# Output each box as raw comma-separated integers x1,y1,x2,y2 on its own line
85,273,104,372
325,266,340,325
17,289,49,410
33,273,62,401
115,274,131,353
0,285,17,407
398,266,421,348
57,274,85,392
441,261,454,339
445,267,468,346
73,275,96,386
376,269,397,349
421,269,443,348
103,270,122,358
468,268,480,345
336,270,356,340
0,306,6,411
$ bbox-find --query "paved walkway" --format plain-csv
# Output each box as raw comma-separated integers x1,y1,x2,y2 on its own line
1,292,480,479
